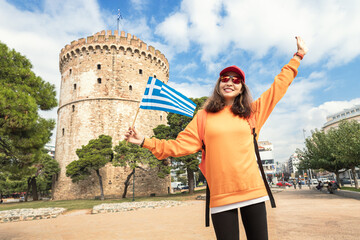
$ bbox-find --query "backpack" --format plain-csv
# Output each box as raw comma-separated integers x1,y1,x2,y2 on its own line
196,109,276,227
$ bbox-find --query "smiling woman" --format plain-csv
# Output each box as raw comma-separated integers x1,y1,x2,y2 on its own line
125,37,308,239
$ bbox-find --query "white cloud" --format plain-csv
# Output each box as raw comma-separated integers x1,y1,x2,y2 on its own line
155,12,190,52
0,0,107,145
130,0,148,12
0,0,106,92
167,81,213,99
173,62,198,74
156,0,360,68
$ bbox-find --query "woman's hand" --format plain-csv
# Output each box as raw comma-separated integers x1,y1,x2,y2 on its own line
295,36,309,56
124,127,144,146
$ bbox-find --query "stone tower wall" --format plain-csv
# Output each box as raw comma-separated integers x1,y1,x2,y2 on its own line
53,30,170,200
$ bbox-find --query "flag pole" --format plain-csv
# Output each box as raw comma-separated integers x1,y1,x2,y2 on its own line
126,107,140,146
131,107,140,129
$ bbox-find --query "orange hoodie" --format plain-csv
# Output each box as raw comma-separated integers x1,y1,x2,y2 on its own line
143,58,300,207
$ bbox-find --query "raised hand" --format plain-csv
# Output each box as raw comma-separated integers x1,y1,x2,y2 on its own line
295,36,309,56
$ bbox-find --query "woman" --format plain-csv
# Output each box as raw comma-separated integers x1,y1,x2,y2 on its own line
125,36,308,240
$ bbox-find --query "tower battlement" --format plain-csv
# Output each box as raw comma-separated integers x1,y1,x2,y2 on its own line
59,30,169,74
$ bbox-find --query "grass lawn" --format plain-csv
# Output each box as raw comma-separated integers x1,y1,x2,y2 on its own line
341,187,360,192
0,189,206,212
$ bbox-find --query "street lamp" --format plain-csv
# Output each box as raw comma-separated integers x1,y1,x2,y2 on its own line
302,129,313,181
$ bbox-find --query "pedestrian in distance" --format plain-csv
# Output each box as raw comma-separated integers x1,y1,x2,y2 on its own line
125,36,308,240
293,180,297,189
316,181,324,191
298,180,302,189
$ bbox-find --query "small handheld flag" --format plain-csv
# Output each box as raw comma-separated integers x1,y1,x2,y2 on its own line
139,77,196,118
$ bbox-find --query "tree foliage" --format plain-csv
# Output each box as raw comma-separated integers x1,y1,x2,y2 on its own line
0,41,57,200
297,120,360,188
152,97,208,193
113,140,171,198
331,120,360,188
66,135,113,200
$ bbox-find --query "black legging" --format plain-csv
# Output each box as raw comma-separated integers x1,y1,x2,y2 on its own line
211,202,268,240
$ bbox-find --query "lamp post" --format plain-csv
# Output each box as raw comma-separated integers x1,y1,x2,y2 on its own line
303,129,313,181
132,168,135,201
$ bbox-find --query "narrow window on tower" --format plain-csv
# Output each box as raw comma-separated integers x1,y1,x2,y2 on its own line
97,78,102,84
74,84,77,90
62,128,65,136
129,85,132,91
139,69,143,74
97,64,101,70
72,105,75,112
69,69,72,75
160,115,162,121
154,74,156,78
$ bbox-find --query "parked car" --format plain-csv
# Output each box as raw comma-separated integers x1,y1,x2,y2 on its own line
340,178,355,184
318,178,330,183
276,181,292,187
310,179,318,185
178,184,189,190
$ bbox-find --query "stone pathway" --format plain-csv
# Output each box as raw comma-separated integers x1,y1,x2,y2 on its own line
0,188,359,239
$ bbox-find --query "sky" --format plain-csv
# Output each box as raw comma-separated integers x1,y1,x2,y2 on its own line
1,0,360,163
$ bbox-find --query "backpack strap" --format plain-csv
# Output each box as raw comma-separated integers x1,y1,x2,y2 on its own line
247,113,256,134
196,110,210,227
197,110,207,177
252,128,276,208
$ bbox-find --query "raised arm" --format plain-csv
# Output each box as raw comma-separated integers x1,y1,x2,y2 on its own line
252,36,308,132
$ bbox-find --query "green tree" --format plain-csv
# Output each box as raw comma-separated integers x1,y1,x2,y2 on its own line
297,129,346,183
36,152,60,197
332,120,360,189
152,97,207,194
24,151,60,201
66,135,113,200
0,41,57,200
0,170,26,199
113,140,170,198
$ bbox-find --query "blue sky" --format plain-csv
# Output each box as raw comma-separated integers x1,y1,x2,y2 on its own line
1,0,360,162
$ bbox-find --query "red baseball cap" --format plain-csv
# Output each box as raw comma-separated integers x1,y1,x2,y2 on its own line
219,65,245,83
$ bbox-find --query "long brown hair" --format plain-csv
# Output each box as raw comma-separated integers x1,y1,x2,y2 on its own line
203,77,253,118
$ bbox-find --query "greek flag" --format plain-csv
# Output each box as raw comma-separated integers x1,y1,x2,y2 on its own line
139,77,196,118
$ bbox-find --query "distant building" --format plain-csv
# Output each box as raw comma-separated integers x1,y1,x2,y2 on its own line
322,105,360,181
258,141,276,180
323,105,360,132
288,153,300,174
45,145,55,159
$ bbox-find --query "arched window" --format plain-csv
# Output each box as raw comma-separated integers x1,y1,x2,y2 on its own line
97,64,101,70
69,69,72,74
62,128,65,136
72,105,75,112
160,115,162,121
97,78,102,84
154,74,157,78
139,69,143,74
74,84,77,90
129,85,132,91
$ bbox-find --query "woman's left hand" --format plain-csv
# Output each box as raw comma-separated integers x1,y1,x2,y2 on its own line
295,36,309,56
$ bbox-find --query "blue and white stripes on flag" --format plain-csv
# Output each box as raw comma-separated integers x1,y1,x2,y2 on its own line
139,77,196,118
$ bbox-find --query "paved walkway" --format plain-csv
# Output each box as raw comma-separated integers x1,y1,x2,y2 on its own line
0,188,359,240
